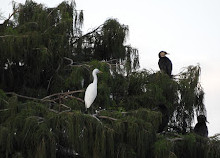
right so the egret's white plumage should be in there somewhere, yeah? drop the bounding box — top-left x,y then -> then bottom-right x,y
84,69 -> 101,110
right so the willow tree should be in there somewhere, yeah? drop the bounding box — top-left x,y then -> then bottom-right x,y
74,18 -> 139,75
0,0 -> 83,97
0,0 -> 220,158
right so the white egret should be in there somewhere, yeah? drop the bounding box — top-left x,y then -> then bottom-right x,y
84,68 -> 102,113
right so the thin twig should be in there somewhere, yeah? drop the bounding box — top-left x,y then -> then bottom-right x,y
47,76 -> 53,92
5,92 -> 41,101
209,133 -> 220,139
0,35 -> 29,38
91,114 -> 102,124
5,90 -> 84,104
97,115 -> 117,121
65,94 -> 84,103
49,108 -> 59,113
42,90 -> 84,100
167,137 -> 183,142
0,109 -> 9,112
72,24 -> 103,44
64,57 -> 74,65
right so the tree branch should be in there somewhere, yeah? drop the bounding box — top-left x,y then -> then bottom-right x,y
0,109 -> 9,112
72,24 -> 103,44
1,8 -> 19,26
5,92 -> 41,101
42,90 -> 84,100
5,90 -> 85,104
0,35 -> 29,38
97,115 -> 118,121
65,94 -> 84,103
167,137 -> 183,142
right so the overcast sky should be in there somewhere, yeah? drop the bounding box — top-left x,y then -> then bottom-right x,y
1,0 -> 220,136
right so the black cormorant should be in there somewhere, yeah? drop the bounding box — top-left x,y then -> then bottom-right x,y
158,51 -> 172,77
194,115 -> 208,137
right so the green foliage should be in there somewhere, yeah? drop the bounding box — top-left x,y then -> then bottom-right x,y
96,18 -> 128,60
154,136 -> 173,158
1,90 -> 219,158
0,92 -> 159,158
170,65 -> 205,134
80,18 -> 139,73
154,133 -> 220,158
0,0 -> 220,157
208,134 -> 220,158
0,0 -> 82,96
173,134 -> 209,158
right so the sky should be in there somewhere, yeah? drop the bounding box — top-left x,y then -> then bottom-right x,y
1,0 -> 220,136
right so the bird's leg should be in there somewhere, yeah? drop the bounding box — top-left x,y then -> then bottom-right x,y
86,107 -> 92,115
91,105 -> 94,114
84,108 -> 88,114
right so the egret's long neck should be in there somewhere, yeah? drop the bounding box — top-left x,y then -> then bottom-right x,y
92,72 -> 98,84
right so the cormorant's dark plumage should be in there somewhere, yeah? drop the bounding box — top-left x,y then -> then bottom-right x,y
158,51 -> 172,77
194,115 -> 208,137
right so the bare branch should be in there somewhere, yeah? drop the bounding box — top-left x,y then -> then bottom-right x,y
5,90 -> 85,104
209,133 -> 220,140
42,89 -> 84,100
49,108 -> 59,113
90,114 -> 102,123
58,104 -> 72,114
64,57 -> 74,65
0,35 -> 29,38
7,8 -> 19,21
47,76 -> 53,92
5,92 -> 41,101
65,94 -> 84,103
63,57 -> 91,71
1,8 -> 19,25
72,24 -> 103,44
97,115 -> 117,121
167,137 -> 183,142
0,109 -> 9,112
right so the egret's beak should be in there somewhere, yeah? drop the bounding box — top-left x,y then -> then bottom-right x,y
99,71 -> 103,74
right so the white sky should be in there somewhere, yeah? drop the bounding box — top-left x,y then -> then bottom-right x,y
1,0 -> 220,136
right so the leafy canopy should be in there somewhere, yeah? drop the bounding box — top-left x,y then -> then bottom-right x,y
0,0 -> 219,158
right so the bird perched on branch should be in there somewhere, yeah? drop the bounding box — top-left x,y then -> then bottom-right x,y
158,51 -> 172,78
194,115 -> 208,137
84,68 -> 102,113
